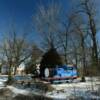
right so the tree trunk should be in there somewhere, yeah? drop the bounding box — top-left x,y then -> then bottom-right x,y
88,14 -> 98,70
64,31 -> 68,64
64,50 -> 67,64
14,66 -> 17,75
81,36 -> 86,81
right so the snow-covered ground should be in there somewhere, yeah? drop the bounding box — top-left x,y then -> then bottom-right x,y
0,75 -> 8,87
0,76 -> 100,100
46,82 -> 100,99
46,77 -> 100,100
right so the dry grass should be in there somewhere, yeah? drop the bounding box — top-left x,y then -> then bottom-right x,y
33,82 -> 54,92
13,94 -> 53,100
0,88 -> 13,96
0,88 -> 13,100
68,95 -> 84,100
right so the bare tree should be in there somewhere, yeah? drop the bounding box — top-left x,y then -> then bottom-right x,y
1,30 -> 32,75
57,14 -> 73,64
77,0 -> 99,70
33,1 -> 80,65
33,0 -> 99,75
70,13 -> 89,80
33,2 -> 62,50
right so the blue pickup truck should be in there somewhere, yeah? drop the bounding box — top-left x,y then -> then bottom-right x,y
43,65 -> 78,83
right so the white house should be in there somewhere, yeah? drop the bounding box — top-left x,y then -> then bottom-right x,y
16,62 -> 25,75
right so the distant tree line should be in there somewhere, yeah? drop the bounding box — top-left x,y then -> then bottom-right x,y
0,0 -> 99,81
33,0 -> 100,78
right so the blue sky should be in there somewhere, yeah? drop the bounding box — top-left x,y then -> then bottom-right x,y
0,0 -> 70,44
0,0 -> 99,46
0,0 -> 36,34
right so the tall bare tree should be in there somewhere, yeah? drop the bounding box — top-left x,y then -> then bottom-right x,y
33,2 -> 62,50
70,13 -> 89,80
57,15 -> 73,64
77,0 -> 99,70
1,30 -> 32,75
